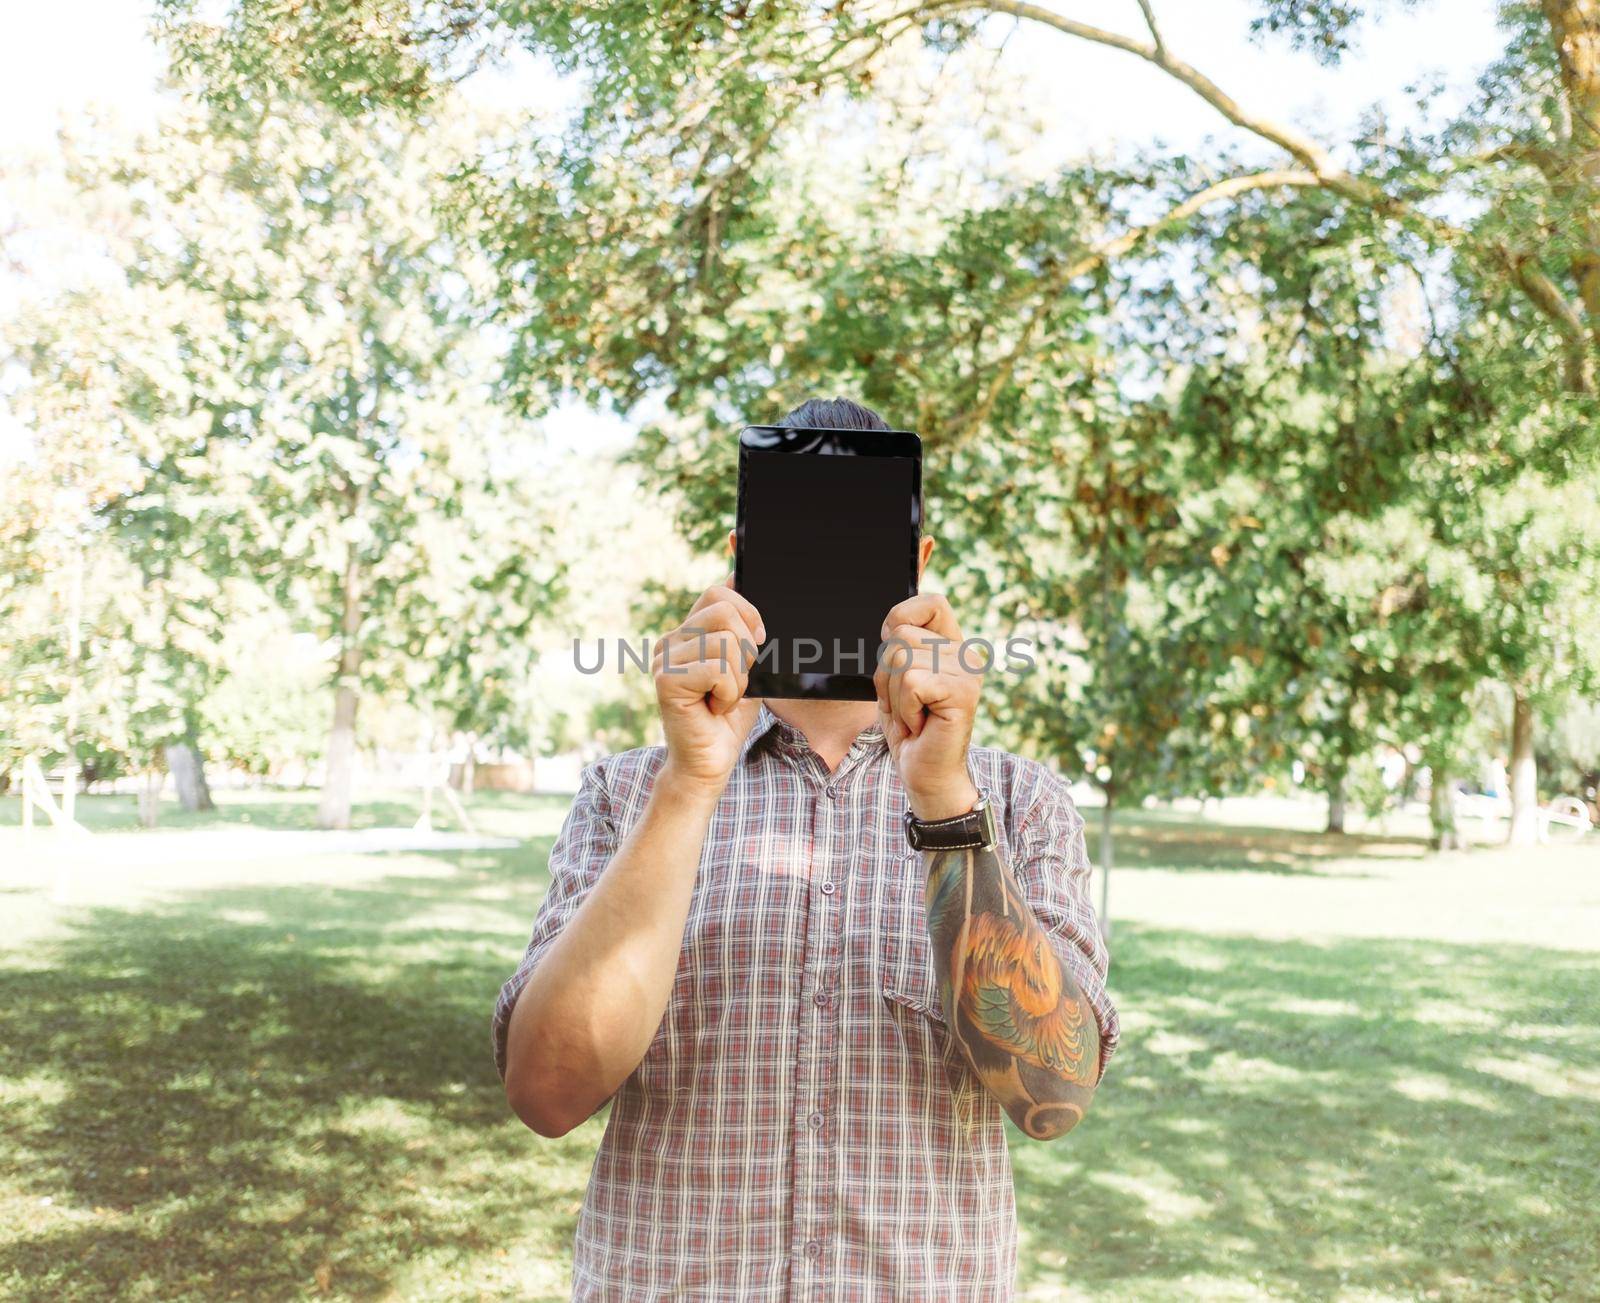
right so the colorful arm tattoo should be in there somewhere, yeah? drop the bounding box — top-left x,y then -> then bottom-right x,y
924,844 -> 1100,1139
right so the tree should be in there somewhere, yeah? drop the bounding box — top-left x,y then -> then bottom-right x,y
1540,697 -> 1600,810
156,2 -> 1600,387
197,604 -> 328,783
2,255 -> 228,814
159,1 -> 1600,846
48,97 -> 564,828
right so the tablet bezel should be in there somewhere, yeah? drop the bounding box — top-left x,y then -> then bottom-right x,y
734,423 -> 924,701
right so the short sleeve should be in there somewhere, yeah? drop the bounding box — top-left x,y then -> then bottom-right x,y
1008,765 -> 1120,1084
491,761 -> 619,1082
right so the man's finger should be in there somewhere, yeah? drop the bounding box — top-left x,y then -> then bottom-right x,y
658,657 -> 721,694
706,661 -> 744,714
658,629 -> 753,677
888,626 -> 958,671
676,603 -> 758,653
878,635 -> 915,676
885,656 -> 923,738
896,668 -> 932,737
659,656 -> 744,712
691,583 -> 766,642
881,592 -> 960,643
876,692 -> 907,748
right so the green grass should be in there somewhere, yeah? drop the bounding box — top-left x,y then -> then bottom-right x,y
0,787 -> 549,837
2,792 -> 1597,1300
1014,929 -> 1599,1300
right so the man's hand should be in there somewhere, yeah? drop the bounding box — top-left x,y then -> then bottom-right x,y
874,593 -> 982,820
653,578 -> 764,800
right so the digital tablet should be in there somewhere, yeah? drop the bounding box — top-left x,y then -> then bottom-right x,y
734,423 -> 923,700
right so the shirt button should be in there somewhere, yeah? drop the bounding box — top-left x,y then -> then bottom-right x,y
808,1111 -> 824,1130
825,786 -> 839,800
820,879 -> 836,895
812,989 -> 829,1007
804,1239 -> 822,1259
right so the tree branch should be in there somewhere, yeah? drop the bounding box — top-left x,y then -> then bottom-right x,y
1472,139 -> 1575,184
976,1 -> 1340,177
1134,0 -> 1166,59
941,168 -> 1322,446
963,0 -> 1595,390
1503,244 -> 1592,387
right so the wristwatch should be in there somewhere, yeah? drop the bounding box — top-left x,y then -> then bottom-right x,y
904,790 -> 998,852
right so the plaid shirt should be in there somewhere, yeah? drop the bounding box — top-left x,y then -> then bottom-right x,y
493,704 -> 1118,1301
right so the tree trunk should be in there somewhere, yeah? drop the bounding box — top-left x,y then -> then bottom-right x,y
416,710 -> 438,832
138,767 -> 162,829
1326,773 -> 1348,835
317,680 -> 360,829
1097,791 -> 1114,940
60,536 -> 85,833
1541,0 -> 1600,388
456,736 -> 477,795
316,534 -> 365,831
1507,691 -> 1539,847
1429,759 -> 1462,852
1543,0 -> 1600,303
164,742 -> 214,812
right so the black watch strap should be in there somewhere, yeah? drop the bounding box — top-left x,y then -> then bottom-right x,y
904,792 -> 997,852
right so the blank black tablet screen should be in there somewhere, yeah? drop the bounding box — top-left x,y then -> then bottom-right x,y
740,449 -> 916,689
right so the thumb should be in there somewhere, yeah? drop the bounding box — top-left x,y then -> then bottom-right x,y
876,694 -> 908,749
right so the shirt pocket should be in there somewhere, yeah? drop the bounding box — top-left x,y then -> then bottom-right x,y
874,860 -> 992,1117
873,855 -> 945,1021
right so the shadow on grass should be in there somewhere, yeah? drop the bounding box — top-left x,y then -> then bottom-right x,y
0,839 -> 596,1302
1014,924 -> 1600,1299
1107,812 -> 1435,876
4,841 -> 1597,1301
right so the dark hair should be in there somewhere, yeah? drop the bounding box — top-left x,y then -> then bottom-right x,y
778,396 -> 891,431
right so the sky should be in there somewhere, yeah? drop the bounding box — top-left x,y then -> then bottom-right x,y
0,0 -> 1511,449
0,0 -> 1508,151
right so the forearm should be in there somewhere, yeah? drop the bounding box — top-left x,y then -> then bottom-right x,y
923,843 -> 1100,1140
504,765 -> 719,1136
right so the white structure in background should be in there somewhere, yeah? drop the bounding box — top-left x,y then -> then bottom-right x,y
408,723 -> 478,834
14,756 -> 88,837
1453,788 -> 1592,843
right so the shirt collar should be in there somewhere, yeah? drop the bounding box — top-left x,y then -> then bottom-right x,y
739,702 -> 787,761
739,702 -> 887,764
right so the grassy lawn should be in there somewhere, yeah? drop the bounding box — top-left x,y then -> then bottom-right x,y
2,791 -> 1597,1300
0,786 -> 547,837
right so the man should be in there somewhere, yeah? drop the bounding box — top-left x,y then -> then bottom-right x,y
494,397 -> 1118,1300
